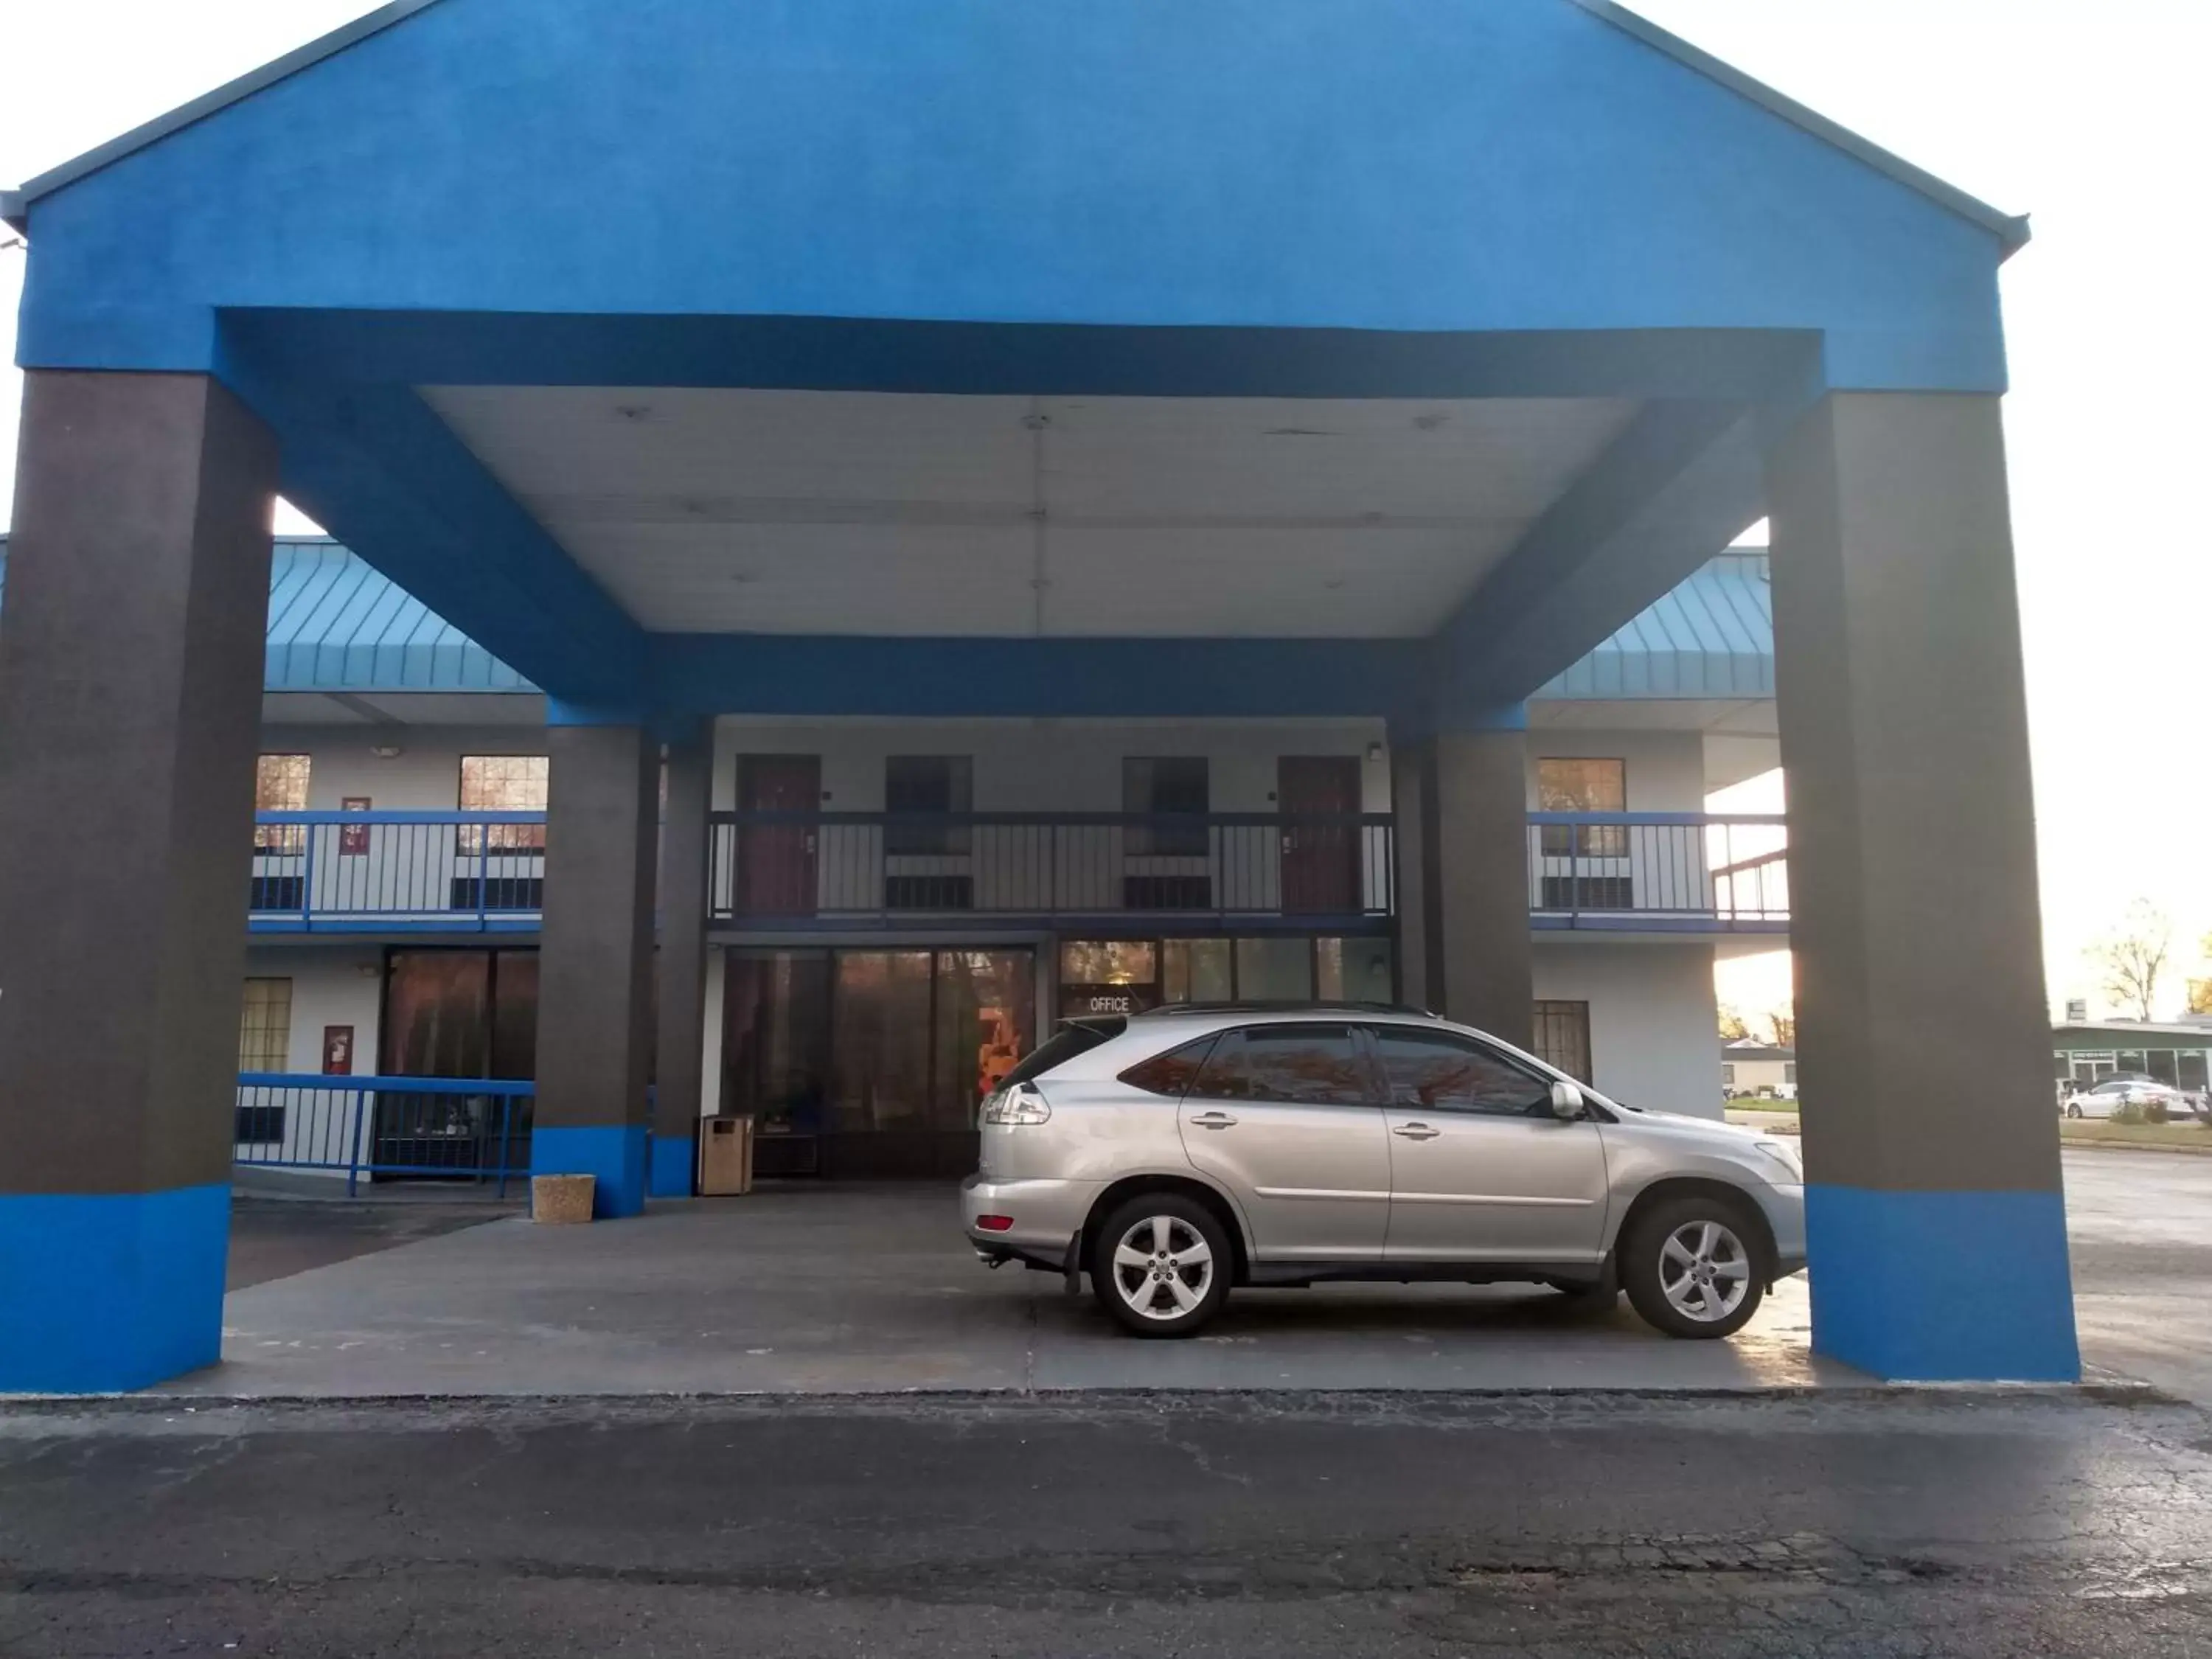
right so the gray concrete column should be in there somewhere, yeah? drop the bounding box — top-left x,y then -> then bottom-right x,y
1390,719 -> 1534,1045
1769,391 -> 2076,1381
650,723 -> 714,1197
533,722 -> 658,1217
1387,737 -> 1437,1012
0,371 -> 276,1391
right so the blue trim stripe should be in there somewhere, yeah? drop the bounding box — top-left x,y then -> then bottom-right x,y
1806,1186 -> 2079,1382
0,1185 -> 230,1394
532,1124 -> 649,1220
648,1136 -> 696,1200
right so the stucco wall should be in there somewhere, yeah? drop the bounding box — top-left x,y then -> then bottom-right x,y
1534,941 -> 1721,1119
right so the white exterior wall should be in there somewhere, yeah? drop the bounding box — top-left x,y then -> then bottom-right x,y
710,717 -> 1391,813
260,726 -> 550,810
710,717 -> 1394,918
237,945 -> 390,1179
1534,942 -> 1722,1120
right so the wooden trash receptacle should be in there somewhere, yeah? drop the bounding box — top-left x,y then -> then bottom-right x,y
532,1172 -> 596,1225
699,1116 -> 756,1196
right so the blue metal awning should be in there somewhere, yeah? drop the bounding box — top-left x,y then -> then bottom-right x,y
0,536 -> 1766,704
0,535 -> 533,695
1539,552 -> 1773,700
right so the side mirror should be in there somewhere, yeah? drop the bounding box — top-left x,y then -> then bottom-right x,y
1550,1079 -> 1586,1121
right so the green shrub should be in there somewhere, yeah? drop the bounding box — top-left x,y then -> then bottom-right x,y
2113,1101 -> 2149,1126
2146,1100 -> 2171,1125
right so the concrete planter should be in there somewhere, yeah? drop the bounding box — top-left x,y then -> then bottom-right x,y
532,1174 -> 596,1225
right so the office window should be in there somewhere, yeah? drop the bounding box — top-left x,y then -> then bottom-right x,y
1531,999 -> 1593,1084
1373,1028 -> 1553,1118
1125,757 -> 1210,856
237,978 -> 293,1074
459,754 -> 549,853
1537,757 -> 1626,858
884,756 -> 973,855
254,754 -> 310,855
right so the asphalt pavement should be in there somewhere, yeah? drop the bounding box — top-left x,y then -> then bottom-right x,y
2,1390 -> 2208,1657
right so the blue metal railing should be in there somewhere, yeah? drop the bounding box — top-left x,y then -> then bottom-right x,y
234,1072 -> 536,1194
1526,813 -> 1790,932
250,810 -> 546,933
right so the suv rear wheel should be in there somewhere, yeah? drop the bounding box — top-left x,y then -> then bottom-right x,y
1091,1193 -> 1232,1338
1620,1194 -> 1767,1340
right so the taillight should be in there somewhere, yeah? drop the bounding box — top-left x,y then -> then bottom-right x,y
981,1082 -> 1052,1126
975,1214 -> 1015,1232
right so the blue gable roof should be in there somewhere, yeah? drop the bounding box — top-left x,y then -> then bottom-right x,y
0,535 -> 1764,703
1540,552 -> 1773,700
0,535 -> 532,695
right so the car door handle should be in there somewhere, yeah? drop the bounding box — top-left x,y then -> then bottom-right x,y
1189,1111 -> 1239,1130
1391,1122 -> 1441,1141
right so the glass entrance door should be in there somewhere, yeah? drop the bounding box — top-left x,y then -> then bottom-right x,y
721,947 -> 1035,1179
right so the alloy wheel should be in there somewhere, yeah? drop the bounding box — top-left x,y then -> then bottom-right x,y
1658,1219 -> 1751,1324
1110,1214 -> 1216,1322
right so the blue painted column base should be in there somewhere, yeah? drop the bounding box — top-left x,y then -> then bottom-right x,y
1806,1186 -> 2079,1382
532,1125 -> 649,1219
649,1135 -> 696,1199
0,1185 -> 231,1393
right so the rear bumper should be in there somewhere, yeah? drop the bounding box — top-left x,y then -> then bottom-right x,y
961,1174 -> 1100,1270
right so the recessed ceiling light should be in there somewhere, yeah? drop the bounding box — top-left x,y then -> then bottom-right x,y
728,571 -> 759,585
614,403 -> 653,422
1323,577 -> 1348,591
1413,411 -> 1449,431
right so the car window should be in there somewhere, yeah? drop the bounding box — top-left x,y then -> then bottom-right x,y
1371,1027 -> 1554,1118
1119,1034 -> 1220,1099
1187,1025 -> 1369,1107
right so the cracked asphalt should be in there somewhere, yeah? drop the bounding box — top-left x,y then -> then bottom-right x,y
3,1391 -> 2210,1656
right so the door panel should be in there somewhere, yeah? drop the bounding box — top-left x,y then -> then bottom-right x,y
737,755 -> 820,917
1368,1026 -> 1610,1263
1176,1025 -> 1388,1259
1279,756 -> 1360,915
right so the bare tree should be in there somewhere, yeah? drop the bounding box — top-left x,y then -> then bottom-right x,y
2089,900 -> 2171,1022
1763,1009 -> 1796,1048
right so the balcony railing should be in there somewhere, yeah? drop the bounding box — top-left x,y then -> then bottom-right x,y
1528,813 -> 1790,933
245,809 -> 1789,934
709,811 -> 1397,928
234,1072 -> 536,1194
250,811 -> 546,933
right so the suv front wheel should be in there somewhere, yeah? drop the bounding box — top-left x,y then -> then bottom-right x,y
1091,1193 -> 1232,1338
1620,1194 -> 1767,1340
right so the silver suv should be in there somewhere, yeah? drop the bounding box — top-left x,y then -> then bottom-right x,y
962,1004 -> 1806,1340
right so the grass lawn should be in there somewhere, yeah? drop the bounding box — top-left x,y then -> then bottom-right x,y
2058,1119 -> 2212,1153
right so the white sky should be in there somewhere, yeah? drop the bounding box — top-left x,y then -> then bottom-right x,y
3,1 -> 2208,1022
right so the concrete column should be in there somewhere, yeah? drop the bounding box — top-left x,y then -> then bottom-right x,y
1769,392 -> 2076,1382
1390,715 -> 1534,1045
534,722 -> 658,1217
650,723 -> 713,1197
0,372 -> 276,1391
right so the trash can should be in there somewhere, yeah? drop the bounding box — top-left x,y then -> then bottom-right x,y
532,1173 -> 596,1225
699,1115 -> 756,1196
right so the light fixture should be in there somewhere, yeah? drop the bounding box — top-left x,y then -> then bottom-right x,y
1366,740 -> 1385,763
370,742 -> 404,759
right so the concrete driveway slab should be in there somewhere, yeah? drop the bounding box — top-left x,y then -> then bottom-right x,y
170,1185 -> 1848,1397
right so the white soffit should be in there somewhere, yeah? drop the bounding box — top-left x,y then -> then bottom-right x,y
423,386 -> 1639,638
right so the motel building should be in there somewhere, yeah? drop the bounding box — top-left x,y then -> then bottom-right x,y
0,0 -> 2075,1391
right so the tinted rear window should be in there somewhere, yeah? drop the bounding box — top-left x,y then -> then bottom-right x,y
1119,1034 -> 1220,1099
1000,1018 -> 1123,1088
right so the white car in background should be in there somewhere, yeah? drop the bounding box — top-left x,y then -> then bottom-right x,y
2062,1077 -> 2200,1121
